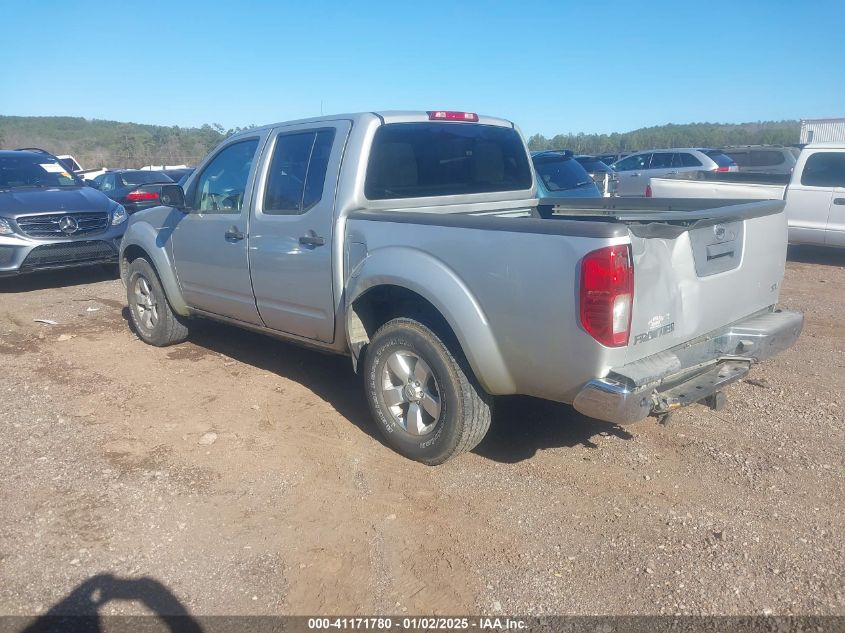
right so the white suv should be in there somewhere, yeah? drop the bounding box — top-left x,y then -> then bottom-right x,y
612,148 -> 737,196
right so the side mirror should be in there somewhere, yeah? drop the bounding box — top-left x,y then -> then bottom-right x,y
87,180 -> 99,189
160,184 -> 188,209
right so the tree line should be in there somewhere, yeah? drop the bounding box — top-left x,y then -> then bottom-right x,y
527,120 -> 801,154
0,116 -> 802,169
0,116 -> 256,169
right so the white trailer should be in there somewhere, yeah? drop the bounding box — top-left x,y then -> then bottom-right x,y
800,118 -> 845,144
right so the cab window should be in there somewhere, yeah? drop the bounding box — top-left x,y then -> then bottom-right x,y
263,129 -> 335,215
801,152 -> 845,188
191,139 -> 259,213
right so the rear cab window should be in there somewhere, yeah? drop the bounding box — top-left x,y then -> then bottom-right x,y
365,122 -> 532,199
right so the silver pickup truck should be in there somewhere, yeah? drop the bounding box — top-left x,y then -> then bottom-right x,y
119,111 -> 803,464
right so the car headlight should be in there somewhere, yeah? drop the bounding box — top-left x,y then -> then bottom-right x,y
0,217 -> 13,236
111,204 -> 127,225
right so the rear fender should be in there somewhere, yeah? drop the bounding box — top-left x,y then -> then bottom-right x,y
345,247 -> 516,395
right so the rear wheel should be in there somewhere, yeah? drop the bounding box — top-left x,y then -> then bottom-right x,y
363,318 -> 492,465
126,258 -> 189,346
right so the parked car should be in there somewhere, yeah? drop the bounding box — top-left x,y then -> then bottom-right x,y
119,110 -> 802,464
574,155 -> 618,196
130,169 -> 196,205
720,146 -> 799,175
597,152 -> 630,166
92,170 -> 175,214
647,143 -> 845,247
162,168 -> 194,184
613,148 -> 737,196
532,150 -> 602,199
0,149 -> 127,276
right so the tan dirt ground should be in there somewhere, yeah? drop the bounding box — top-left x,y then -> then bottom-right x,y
0,245 -> 843,617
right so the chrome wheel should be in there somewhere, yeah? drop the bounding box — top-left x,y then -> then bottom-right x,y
381,350 -> 441,436
133,275 -> 159,331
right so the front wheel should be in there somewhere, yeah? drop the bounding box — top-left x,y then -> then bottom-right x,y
363,318 -> 492,465
126,257 -> 189,347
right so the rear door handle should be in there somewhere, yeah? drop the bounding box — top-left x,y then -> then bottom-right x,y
299,231 -> 325,247
225,226 -> 245,241
834,198 -> 845,205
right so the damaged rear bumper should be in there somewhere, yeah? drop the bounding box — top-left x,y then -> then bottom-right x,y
572,308 -> 803,425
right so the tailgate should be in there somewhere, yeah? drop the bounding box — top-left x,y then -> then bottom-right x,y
621,199 -> 788,364
541,197 -> 788,366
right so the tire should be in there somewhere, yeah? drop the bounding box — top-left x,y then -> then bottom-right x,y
363,318 -> 492,465
126,257 -> 189,347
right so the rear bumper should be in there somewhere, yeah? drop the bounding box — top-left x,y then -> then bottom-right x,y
572,308 -> 803,425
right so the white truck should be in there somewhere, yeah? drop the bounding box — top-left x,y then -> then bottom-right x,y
648,143 -> 845,248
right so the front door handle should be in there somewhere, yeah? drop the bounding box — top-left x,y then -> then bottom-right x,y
630,173 -> 641,177
834,198 -> 845,205
299,231 -> 325,247
225,226 -> 245,241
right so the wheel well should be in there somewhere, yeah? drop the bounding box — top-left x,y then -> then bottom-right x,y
348,285 -> 458,370
120,244 -> 150,284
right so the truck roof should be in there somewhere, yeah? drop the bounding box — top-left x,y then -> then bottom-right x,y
227,111 -> 515,140
804,142 -> 845,150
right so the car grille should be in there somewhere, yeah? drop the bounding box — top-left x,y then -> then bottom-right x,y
15,212 -> 110,238
21,241 -> 117,269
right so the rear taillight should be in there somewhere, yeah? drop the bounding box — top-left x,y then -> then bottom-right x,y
580,245 -> 634,347
427,110 -> 479,122
125,190 -> 159,202
645,184 -> 652,197
715,166 -> 730,172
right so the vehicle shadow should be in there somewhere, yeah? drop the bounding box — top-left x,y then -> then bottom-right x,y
19,573 -> 203,633
0,265 -> 119,293
787,244 -> 845,266
474,396 -> 634,463
166,317 -> 385,446
122,313 -> 634,463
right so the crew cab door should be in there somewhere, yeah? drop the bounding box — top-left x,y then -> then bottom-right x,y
248,120 -> 350,342
171,135 -> 265,324
785,149 -> 841,245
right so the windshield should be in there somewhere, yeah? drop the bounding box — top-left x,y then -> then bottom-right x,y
0,154 -> 82,190
365,122 -> 532,199
118,171 -> 174,187
533,155 -> 595,191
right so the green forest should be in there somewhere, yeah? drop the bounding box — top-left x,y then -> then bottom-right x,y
527,120 -> 801,154
0,115 -> 802,169
0,116 -> 253,169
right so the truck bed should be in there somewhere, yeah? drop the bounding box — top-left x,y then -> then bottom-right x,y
345,196 -> 788,404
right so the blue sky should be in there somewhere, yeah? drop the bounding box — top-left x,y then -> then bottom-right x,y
3,0 -> 843,137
